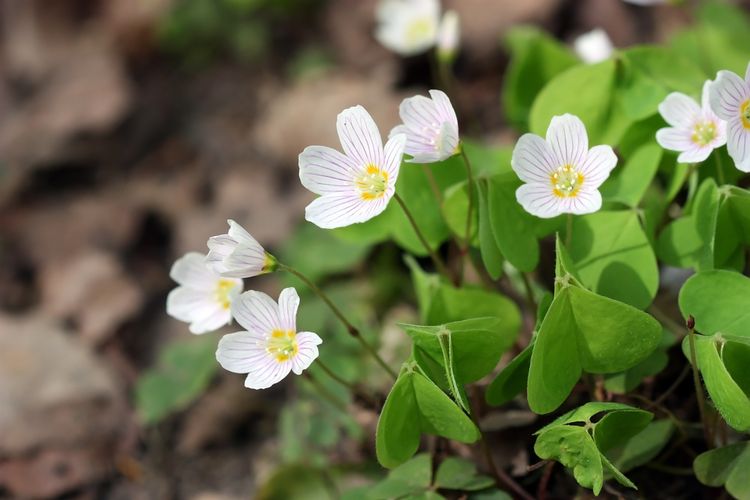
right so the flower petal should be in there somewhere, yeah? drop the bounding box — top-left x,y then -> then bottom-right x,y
170,252 -> 216,288
189,307 -> 232,335
579,145 -> 617,188
231,290 -> 280,334
305,193 -> 389,229
278,287 -> 300,332
166,287 -> 214,323
299,145 -> 359,195
512,133 -> 558,184
656,127 -> 693,154
382,132 -> 405,179
564,188 -> 602,215
709,70 -> 750,121
546,114 -> 589,168
337,106 -> 383,168
428,89 -> 459,130
227,219 -> 261,247
677,145 -> 712,164
658,92 -> 701,128
245,359 -> 293,390
216,330 -> 269,374
727,119 -> 750,172
515,183 -> 561,219
291,331 -> 322,375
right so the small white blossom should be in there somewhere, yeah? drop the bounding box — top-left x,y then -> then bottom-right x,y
299,105 -> 406,229
216,288 -> 322,390
656,81 -> 727,164
709,62 -> 750,171
375,0 -> 441,56
437,10 -> 460,62
206,219 -> 276,278
166,252 -> 243,334
391,89 -> 459,163
573,29 -> 614,64
512,114 -> 617,218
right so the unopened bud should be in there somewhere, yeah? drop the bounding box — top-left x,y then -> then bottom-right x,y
687,315 -> 695,330
437,10 -> 459,63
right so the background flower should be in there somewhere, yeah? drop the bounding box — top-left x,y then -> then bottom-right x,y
512,114 -> 617,218
375,0 -> 441,56
216,288 -> 322,389
391,89 -> 459,163
573,29 -> 614,64
166,252 -> 243,334
206,219 -> 276,278
709,63 -> 750,171
656,81 -> 727,164
299,105 -> 406,228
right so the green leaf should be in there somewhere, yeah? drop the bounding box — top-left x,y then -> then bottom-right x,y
468,489 -> 512,500
486,343 -> 533,406
376,364 -> 480,468
694,441 -> 750,500
502,26 -> 578,130
606,420 -> 674,474
370,453 -> 433,499
135,335 -> 218,424
442,181 -> 475,242
530,59 -> 630,146
434,457 -> 495,491
604,328 -> 673,394
657,176 -> 719,271
534,403 -> 652,494
528,285 -> 662,414
678,270 -> 750,338
568,210 -> 659,309
476,179 -> 504,279
486,173 -> 540,272
600,142 -> 662,208
256,464 -> 333,500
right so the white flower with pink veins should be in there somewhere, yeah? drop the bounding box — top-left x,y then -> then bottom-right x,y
391,89 -> 460,163
216,288 -> 322,390
709,62 -> 750,172
512,114 -> 618,218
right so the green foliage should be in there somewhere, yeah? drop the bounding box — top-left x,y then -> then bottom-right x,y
694,441 -> 750,500
135,335 -> 218,424
376,362 -> 480,468
600,142 -> 662,208
502,26 -> 578,130
534,403 -> 653,494
606,420 -> 674,474
257,464 -> 334,500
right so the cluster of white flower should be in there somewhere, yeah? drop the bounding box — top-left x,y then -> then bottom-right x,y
655,63 -> 750,172
375,0 -> 459,60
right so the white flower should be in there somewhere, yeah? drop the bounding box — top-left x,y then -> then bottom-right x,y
299,105 -> 406,229
390,89 -> 459,163
216,288 -> 322,390
512,114 -> 617,218
166,252 -> 243,334
375,0 -> 441,56
573,29 -> 614,64
656,81 -> 727,164
709,63 -> 750,171
437,10 -> 459,61
206,219 -> 276,278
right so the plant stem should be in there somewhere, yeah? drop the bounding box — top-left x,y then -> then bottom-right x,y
279,263 -> 397,380
421,164 -> 443,205
460,146 -> 476,253
687,315 -> 713,448
393,192 -> 456,285
520,272 -> 538,313
303,372 -> 347,412
565,213 -> 573,248
714,153 -> 726,186
316,358 -> 380,408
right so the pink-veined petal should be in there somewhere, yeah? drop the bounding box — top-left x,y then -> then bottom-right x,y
166,287 -> 215,323
656,127 -> 694,155
546,114 -> 589,168
515,183 -> 562,219
299,145 -> 359,196
305,193 -> 389,229
278,287 -> 300,332
579,145 -> 617,189
227,219 -> 261,248
428,89 -> 459,131
231,290 -> 280,335
291,331 -> 322,375
677,145 -> 712,164
169,252 -> 216,288
382,132 -> 405,179
709,70 -> 750,121
244,359 -> 293,390
216,330 -> 269,374
512,133 -> 558,184
727,120 -> 750,172
563,188 -> 602,215
659,92 -> 701,128
337,106 -> 383,168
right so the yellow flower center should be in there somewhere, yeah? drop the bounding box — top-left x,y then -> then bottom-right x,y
692,120 -> 717,146
215,279 -> 238,310
356,164 -> 389,200
267,329 -> 298,362
405,17 -> 434,44
551,165 -> 584,198
741,99 -> 750,130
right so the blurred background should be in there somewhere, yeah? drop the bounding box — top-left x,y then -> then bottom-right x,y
0,0 -> 745,498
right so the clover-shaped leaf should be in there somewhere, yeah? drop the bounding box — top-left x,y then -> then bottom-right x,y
434,457 -> 495,491
694,441 -> 750,500
534,403 -> 653,495
476,179 -> 504,279
600,142 -> 662,209
376,362 -> 480,468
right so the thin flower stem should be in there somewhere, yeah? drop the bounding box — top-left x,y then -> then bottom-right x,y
687,316 -> 713,448
316,358 -> 380,408
278,263 -> 397,380
460,145 -> 476,254
393,192 -> 457,285
565,213 -> 573,248
421,164 -> 443,205
520,272 -> 538,313
303,371 -> 347,412
714,153 -> 726,186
